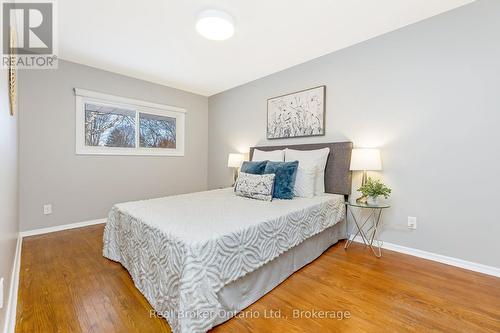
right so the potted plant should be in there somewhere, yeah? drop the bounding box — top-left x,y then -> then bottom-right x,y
358,177 -> 392,205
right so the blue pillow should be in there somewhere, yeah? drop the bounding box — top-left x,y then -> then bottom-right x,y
241,160 -> 268,174
263,161 -> 299,199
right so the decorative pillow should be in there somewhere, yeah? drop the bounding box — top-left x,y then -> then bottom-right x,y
263,161 -> 299,199
235,172 -> 275,201
252,149 -> 284,162
285,148 -> 330,195
240,160 -> 268,174
293,167 -> 316,198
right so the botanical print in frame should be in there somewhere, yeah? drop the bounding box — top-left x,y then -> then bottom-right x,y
267,85 -> 325,139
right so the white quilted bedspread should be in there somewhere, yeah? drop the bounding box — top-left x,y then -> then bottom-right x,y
103,188 -> 345,333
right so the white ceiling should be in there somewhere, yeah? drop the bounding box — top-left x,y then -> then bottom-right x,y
59,0 -> 474,96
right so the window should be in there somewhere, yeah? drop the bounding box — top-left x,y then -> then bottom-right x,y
139,113 -> 176,148
85,103 -> 136,148
75,89 -> 185,156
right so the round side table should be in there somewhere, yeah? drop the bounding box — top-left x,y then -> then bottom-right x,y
344,201 -> 390,257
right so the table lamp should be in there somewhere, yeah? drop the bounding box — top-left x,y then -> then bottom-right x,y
227,153 -> 244,185
350,148 -> 382,203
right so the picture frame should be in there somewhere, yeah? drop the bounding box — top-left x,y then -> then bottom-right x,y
267,85 -> 325,139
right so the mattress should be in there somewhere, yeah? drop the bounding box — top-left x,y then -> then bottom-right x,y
103,188 -> 345,333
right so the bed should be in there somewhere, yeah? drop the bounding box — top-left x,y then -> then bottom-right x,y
103,142 -> 352,333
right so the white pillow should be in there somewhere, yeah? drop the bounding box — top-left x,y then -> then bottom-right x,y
252,149 -> 284,162
293,167 -> 316,198
285,148 -> 330,195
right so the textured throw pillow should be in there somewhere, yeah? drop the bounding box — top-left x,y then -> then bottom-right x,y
285,148 -> 330,195
252,149 -> 284,162
263,161 -> 299,199
240,160 -> 268,174
235,172 -> 275,201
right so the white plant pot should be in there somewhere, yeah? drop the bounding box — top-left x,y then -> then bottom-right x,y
367,196 -> 379,205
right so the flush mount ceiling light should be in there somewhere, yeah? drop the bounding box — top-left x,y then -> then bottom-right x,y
196,9 -> 234,41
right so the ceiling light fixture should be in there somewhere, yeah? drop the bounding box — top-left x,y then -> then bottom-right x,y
196,9 -> 234,41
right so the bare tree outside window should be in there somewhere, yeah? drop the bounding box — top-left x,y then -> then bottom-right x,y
76,89 -> 185,156
139,113 -> 176,148
84,103 -> 136,148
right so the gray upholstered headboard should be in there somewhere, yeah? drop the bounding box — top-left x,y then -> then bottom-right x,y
249,141 -> 353,196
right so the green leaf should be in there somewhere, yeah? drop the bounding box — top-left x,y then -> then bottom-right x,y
357,177 -> 392,198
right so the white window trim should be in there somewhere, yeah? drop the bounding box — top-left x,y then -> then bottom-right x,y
74,88 -> 186,156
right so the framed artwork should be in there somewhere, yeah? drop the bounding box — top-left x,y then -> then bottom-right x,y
267,85 -> 325,139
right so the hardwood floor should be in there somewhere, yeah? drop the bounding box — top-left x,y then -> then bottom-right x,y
16,224 -> 500,333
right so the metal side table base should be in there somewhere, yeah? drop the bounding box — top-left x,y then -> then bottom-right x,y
344,201 -> 390,258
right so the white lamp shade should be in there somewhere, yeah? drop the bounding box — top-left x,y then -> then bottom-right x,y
350,148 -> 382,171
227,153 -> 244,168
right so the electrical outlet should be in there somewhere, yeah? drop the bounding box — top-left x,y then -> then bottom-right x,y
0,277 -> 4,309
408,216 -> 417,230
43,204 -> 52,215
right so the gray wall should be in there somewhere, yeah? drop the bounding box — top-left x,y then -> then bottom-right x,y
19,60 -> 208,231
208,0 -> 500,268
0,69 -> 18,330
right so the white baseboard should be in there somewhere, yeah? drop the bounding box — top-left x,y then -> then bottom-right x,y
20,218 -> 107,238
3,234 -> 22,333
350,235 -> 500,278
